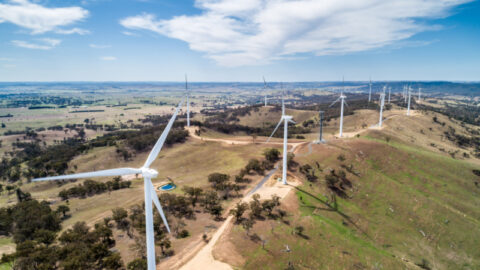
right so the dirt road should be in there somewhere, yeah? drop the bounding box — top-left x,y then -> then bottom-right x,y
170,127 -> 304,270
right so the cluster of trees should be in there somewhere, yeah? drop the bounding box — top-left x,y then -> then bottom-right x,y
3,95 -> 86,108
0,122 -> 189,182
58,177 -> 132,200
299,164 -> 319,182
106,204 -> 173,262
1,196 -> 122,270
229,194 -> 282,235
195,105 -> 311,137
125,126 -> 188,152
443,126 -> 480,158
420,102 -> 480,126
325,169 -> 352,198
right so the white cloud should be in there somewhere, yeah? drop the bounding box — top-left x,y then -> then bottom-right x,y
90,44 -> 111,49
56,28 -> 90,35
12,38 -> 61,50
100,56 -> 117,61
122,31 -> 139,36
120,0 -> 471,66
0,0 -> 89,34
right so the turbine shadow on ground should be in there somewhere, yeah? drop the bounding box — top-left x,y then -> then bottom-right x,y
294,186 -> 371,240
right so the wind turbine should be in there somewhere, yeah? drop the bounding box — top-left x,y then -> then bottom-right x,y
317,110 -> 325,144
404,85 -> 408,103
418,87 -> 421,102
330,78 -> 348,137
263,76 -> 268,107
281,82 -> 285,116
378,87 -> 386,127
266,114 -> 295,185
368,77 -> 372,102
32,99 -> 186,270
388,87 -> 391,104
407,86 -> 412,116
185,75 -> 190,127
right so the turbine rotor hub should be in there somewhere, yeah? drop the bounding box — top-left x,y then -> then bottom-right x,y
141,168 -> 158,179
282,115 -> 293,121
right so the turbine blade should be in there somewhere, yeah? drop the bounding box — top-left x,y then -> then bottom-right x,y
266,118 -> 283,143
329,97 -> 341,107
33,168 -> 142,182
343,99 -> 349,107
148,180 -> 171,233
143,98 -> 185,168
263,76 -> 267,88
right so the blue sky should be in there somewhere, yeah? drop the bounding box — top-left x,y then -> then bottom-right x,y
0,0 -> 479,82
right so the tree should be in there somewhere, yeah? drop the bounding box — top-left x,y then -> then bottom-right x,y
242,218 -> 254,236
287,153 -> 296,169
127,258 -> 147,270
294,225 -> 304,236
77,128 -> 86,140
1,123 -> 5,128
102,253 -> 124,270
246,159 -> 264,175
229,202 -> 248,223
33,229 -> 57,246
112,207 -> 129,231
158,235 -> 171,256
203,191 -> 223,220
56,205 -> 70,218
208,173 -> 230,190
182,186 -> 203,207
210,204 -> 224,221
249,194 -> 262,218
264,148 -> 280,163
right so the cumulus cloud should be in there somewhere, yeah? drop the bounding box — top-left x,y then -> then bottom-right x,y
90,44 -> 111,49
0,0 -> 89,34
100,56 -> 117,61
12,38 -> 61,50
120,0 -> 471,66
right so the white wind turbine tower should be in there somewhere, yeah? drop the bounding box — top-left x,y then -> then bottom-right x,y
266,114 -> 295,185
404,85 -> 408,103
368,77 -> 372,102
330,78 -> 348,137
388,87 -> 391,104
378,86 -> 386,127
418,87 -> 421,102
185,75 -> 190,127
33,99 -> 186,270
281,82 -> 285,116
407,86 -> 412,116
263,76 -> 268,107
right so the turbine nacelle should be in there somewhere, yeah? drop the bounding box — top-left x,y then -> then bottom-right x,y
141,168 -> 158,179
282,115 -> 293,122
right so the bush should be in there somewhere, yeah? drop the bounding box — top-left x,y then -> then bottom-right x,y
246,159 -> 264,175
178,229 -> 190,238
263,148 -> 280,163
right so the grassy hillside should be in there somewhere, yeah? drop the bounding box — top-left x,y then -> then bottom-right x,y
235,106 -> 317,127
218,129 -> 480,269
